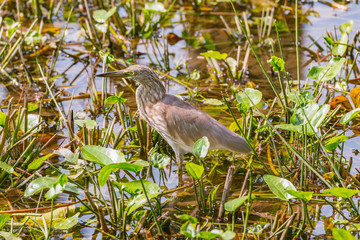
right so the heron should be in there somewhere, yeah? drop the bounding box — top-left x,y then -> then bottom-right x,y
97,65 -> 252,182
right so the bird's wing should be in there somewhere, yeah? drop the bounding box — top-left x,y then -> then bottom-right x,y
149,95 -> 251,154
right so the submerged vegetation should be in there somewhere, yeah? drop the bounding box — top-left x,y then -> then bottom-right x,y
0,0 -> 360,239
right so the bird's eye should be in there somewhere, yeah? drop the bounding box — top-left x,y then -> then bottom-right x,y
127,71 -> 135,76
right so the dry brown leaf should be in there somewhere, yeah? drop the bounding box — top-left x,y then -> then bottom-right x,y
350,86 -> 360,108
330,96 -> 353,111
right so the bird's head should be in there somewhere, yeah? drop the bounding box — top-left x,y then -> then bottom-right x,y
96,65 -> 159,86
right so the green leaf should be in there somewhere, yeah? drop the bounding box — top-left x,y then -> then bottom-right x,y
28,154 -> 52,170
236,88 -> 263,106
27,103 -> 39,112
310,104 -> 330,128
275,124 -> 301,132
105,96 -> 126,104
224,196 -> 249,212
180,221 -> 198,238
268,56 -> 285,72
324,36 -> 334,45
121,180 -> 159,195
150,153 -> 171,169
200,51 -> 227,60
144,2 -> 166,12
54,148 -> 78,164
0,214 -> 10,230
177,214 -> 198,224
307,57 -> 345,81
333,33 -> 348,56
210,229 -> 236,240
339,21 -> 353,34
20,114 -> 41,132
185,162 -> 204,180
24,177 -> 80,197
0,112 -> 6,126
93,7 -> 117,23
74,119 -> 97,130
203,98 -> 223,106
198,231 -> 219,239
332,228 -> 357,240
0,161 -> 14,174
82,145 -> 125,166
340,108 -> 360,125
45,174 -> 68,199
126,193 -> 159,215
54,213 -> 80,230
193,136 -> 210,158
99,163 -> 143,186
263,175 -> 296,201
286,190 -> 313,202
324,188 -> 360,198
325,135 -> 349,152
290,102 -> 319,126
0,231 -> 21,240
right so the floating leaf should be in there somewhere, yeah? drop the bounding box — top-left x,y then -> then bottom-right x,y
20,114 -> 41,132
121,180 -> 159,195
198,231 -> 220,239
54,213 -> 80,230
210,229 -> 236,240
150,153 -> 171,169
224,196 -> 249,212
325,135 -> 349,152
332,228 -> 357,240
324,188 -> 360,198
307,57 -> 345,81
99,163 -> 143,186
193,136 -> 210,158
268,56 -> 285,72
286,190 -> 313,202
200,51 -> 227,60
177,214 -> 198,224
82,145 -> 125,166
185,162 -> 204,180
263,175 -> 296,201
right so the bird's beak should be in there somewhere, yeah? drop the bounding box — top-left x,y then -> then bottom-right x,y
96,70 -> 135,78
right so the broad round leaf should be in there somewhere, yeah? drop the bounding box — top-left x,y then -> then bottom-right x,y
54,213 -> 80,230
340,108 -> 360,125
150,153 -> 171,169
224,196 -> 249,212
324,188 -> 360,199
98,163 -> 143,186
332,228 -> 357,240
24,177 -> 80,197
263,175 -> 296,201
185,162 -> 204,180
82,145 -> 125,166
193,136 -> 210,158
121,180 -> 159,195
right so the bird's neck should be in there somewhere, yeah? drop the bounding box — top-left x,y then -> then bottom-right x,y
136,80 -> 166,107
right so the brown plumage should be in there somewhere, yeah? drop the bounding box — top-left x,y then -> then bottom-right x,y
97,65 -> 251,179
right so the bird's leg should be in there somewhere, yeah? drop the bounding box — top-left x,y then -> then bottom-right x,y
176,152 -> 184,186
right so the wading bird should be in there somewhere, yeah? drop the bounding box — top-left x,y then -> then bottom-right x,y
97,65 -> 252,182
